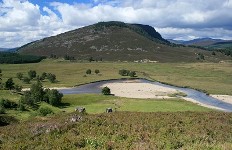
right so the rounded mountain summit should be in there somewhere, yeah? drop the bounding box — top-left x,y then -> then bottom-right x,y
18,21 -> 226,62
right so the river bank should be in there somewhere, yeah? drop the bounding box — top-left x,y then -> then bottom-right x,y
211,95 -> 232,105
100,81 -> 229,111
22,78 -> 232,112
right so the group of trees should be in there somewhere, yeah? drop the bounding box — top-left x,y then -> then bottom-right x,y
119,69 -> 136,77
0,52 -> 45,64
50,54 -> 58,59
1,77 -> 22,92
0,68 -> 58,92
86,69 -> 100,75
64,54 -> 75,61
50,54 -> 76,61
0,68 -> 62,115
1,81 -> 63,114
50,54 -> 104,62
196,53 -> 205,60
17,70 -> 57,84
217,49 -> 232,57
88,57 -> 103,62
21,81 -> 63,107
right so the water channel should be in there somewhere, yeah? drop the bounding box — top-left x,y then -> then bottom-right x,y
58,79 -> 232,112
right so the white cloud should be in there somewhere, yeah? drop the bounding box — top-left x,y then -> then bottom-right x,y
0,0 -> 74,48
157,27 -> 232,41
0,0 -> 232,48
0,0 -> 41,31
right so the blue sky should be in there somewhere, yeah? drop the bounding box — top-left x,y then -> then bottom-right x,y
0,0 -> 232,48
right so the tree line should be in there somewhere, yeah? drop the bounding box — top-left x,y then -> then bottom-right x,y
16,70 -> 56,84
0,52 -> 45,64
118,69 -> 136,77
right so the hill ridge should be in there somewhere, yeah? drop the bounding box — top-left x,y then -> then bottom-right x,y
18,21 -> 228,62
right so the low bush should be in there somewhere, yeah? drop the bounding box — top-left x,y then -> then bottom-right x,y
38,106 -> 53,116
86,69 -> 91,75
0,99 -> 18,109
119,69 -> 130,76
0,106 -> 5,114
95,69 -> 100,74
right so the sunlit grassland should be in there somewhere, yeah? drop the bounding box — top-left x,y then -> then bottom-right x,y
62,94 -> 211,114
0,91 -> 211,121
1,59 -> 232,94
1,60 -> 232,149
1,60 -> 231,120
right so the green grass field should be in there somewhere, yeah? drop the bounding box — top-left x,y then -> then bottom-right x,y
1,60 -> 232,149
0,92 -> 211,121
1,59 -> 232,120
1,59 -> 232,94
62,94 -> 211,113
1,59 -> 232,118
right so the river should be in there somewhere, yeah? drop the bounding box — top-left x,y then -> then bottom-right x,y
58,78 -> 232,112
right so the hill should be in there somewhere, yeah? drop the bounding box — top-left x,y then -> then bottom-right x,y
0,48 -> 10,51
170,38 -> 232,47
206,41 -> 232,50
0,47 -> 18,52
18,21 -> 228,62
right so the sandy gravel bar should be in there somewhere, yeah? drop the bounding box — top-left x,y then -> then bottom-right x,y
101,82 -> 179,99
101,82 -> 227,111
211,95 -> 232,105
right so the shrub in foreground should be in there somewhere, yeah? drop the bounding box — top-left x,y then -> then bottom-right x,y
0,99 -> 18,109
44,89 -> 63,106
0,106 -> 5,114
38,106 -> 53,116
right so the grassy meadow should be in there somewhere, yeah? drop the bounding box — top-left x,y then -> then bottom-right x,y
1,59 -> 232,119
1,59 -> 232,149
0,92 -> 210,121
1,59 -> 232,94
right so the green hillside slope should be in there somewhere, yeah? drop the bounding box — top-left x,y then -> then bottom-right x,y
18,21 -> 229,62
